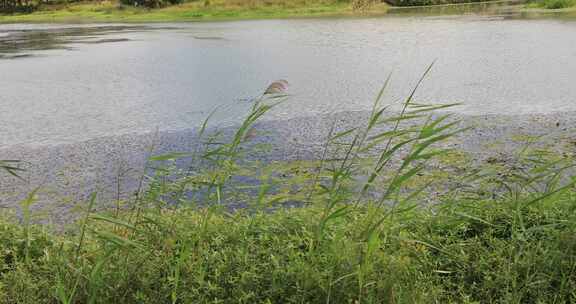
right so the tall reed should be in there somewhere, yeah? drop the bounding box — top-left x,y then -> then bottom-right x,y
1,74 -> 574,303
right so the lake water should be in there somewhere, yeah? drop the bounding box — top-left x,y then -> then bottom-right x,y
1,2 -> 576,147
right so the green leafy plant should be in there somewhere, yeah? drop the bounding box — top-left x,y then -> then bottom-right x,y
0,76 -> 574,303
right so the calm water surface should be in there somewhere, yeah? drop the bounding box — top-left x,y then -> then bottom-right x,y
1,2 -> 576,147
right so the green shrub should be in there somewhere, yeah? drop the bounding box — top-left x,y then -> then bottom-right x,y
543,0 -> 575,9
527,0 -> 576,9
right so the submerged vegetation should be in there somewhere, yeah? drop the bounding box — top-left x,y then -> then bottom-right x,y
1,72 -> 575,303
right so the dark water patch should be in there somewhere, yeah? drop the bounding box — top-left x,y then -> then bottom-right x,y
73,38 -> 132,44
0,25 -> 155,58
0,53 -> 33,59
192,36 -> 226,40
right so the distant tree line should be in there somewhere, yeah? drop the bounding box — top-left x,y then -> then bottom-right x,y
0,0 -> 84,13
0,0 -> 38,13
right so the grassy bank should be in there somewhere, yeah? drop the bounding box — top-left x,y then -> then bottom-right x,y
526,0 -> 576,9
2,0 -> 575,23
1,77 -> 575,303
2,193 -> 575,303
0,0 -> 390,23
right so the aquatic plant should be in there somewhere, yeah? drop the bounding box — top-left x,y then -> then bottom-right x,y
0,71 -> 575,303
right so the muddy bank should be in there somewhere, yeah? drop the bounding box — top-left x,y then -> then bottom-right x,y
1,110 -> 575,226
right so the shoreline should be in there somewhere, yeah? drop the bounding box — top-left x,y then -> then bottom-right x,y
1,110 -> 575,225
0,2 -> 388,24
1,0 -> 573,24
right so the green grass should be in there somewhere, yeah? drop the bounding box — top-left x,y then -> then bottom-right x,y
1,76 -> 576,303
4,0 -> 573,23
0,0 -> 390,23
526,0 -> 576,9
2,194 -> 575,303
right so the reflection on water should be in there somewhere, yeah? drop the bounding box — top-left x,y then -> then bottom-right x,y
1,4 -> 576,147
0,25 -> 151,59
